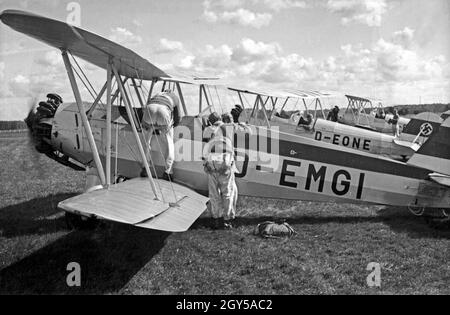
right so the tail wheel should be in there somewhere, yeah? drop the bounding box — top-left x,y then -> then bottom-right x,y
423,209 -> 450,230
65,212 -> 99,231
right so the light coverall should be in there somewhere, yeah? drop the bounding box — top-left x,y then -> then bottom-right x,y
142,91 -> 180,175
203,123 -> 238,221
391,113 -> 400,137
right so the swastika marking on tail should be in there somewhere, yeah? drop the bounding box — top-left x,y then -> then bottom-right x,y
420,123 -> 433,136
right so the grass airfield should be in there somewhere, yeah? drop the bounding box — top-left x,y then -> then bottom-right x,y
0,131 -> 449,294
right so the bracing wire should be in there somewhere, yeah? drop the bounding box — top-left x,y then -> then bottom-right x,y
71,65 -> 97,102
214,86 -> 225,115
127,81 -> 167,203
70,53 -> 98,98
241,92 -> 260,126
114,121 -> 119,184
205,85 -> 216,114
69,53 -> 105,110
292,98 -> 300,112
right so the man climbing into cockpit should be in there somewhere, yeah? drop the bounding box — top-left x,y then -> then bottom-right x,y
141,90 -> 181,181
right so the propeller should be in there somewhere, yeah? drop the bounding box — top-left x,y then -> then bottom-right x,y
24,96 -> 39,146
24,95 -> 55,153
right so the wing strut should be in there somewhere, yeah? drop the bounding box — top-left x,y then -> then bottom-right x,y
112,65 -> 161,200
105,59 -> 112,187
62,50 -> 107,186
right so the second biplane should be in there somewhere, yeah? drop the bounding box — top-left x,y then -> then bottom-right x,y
229,88 -> 439,161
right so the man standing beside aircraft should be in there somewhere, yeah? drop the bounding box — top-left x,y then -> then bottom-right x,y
142,90 -> 181,181
389,109 -> 400,137
203,112 -> 238,229
203,111 -> 253,229
327,106 -> 340,122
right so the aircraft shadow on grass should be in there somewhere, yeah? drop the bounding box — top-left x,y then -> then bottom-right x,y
0,223 -> 170,294
0,194 -> 170,294
0,193 -> 76,238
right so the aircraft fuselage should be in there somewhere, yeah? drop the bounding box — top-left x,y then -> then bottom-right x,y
42,104 -> 450,210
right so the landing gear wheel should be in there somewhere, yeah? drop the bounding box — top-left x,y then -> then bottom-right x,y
65,212 -> 99,230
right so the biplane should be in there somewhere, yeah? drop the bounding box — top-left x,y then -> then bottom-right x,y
2,10 -> 449,232
228,88 -> 433,161
339,94 -> 443,139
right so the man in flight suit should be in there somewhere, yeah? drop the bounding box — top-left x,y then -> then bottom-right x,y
141,90 -> 181,181
203,112 -> 252,229
203,112 -> 237,229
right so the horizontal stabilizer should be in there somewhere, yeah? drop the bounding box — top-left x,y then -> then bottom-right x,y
429,173 -> 450,187
393,139 -> 420,151
59,178 -> 208,232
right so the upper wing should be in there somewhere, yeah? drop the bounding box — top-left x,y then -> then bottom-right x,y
284,89 -> 336,99
229,86 -> 336,100
345,95 -> 371,102
0,9 -> 168,80
228,86 -> 297,99
428,173 -> 450,188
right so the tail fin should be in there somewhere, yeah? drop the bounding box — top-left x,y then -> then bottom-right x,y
408,117 -> 450,176
400,112 -> 442,143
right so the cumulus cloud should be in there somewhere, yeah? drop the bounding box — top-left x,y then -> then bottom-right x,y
232,38 -> 282,63
203,7 -> 272,28
336,30 -> 448,85
372,38 -> 446,82
392,27 -> 415,48
260,0 -> 308,11
9,74 -> 31,96
109,27 -> 142,46
0,62 -> 13,98
5,49 -> 99,101
199,44 -> 233,68
35,50 -> 64,69
8,71 -> 69,98
161,27 -> 449,104
178,55 -> 196,69
201,0 -> 308,28
326,0 -> 387,27
154,38 -> 185,54
0,62 -> 5,82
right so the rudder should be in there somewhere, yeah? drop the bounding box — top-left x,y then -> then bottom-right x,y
408,117 -> 450,176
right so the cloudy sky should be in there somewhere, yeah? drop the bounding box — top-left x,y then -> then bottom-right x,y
0,0 -> 449,120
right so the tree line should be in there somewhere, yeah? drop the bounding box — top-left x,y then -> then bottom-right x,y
0,121 -> 28,130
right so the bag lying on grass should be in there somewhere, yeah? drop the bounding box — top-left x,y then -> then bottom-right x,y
255,221 -> 296,239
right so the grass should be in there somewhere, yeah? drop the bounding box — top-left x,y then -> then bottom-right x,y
0,132 -> 449,294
